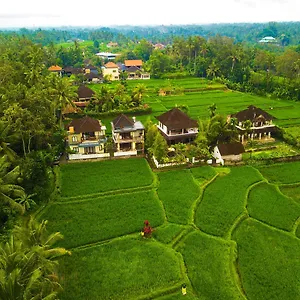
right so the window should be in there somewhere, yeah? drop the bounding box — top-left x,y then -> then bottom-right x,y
113,70 -> 116,73
72,136 -> 78,142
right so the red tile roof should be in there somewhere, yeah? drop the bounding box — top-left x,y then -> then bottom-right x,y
104,62 -> 118,68
124,60 -> 143,67
48,65 -> 62,71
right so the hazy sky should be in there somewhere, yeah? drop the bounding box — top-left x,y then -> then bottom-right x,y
0,0 -> 299,28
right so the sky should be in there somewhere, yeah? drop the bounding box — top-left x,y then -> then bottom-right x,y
0,0 -> 299,28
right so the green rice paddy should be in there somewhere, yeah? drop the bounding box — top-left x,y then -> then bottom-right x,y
39,157 -> 300,299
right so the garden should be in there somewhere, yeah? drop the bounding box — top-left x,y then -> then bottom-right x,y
38,158 -> 300,299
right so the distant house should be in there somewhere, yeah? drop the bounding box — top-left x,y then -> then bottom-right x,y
96,52 -> 120,60
124,60 -> 143,69
153,43 -> 165,50
111,114 -> 144,156
156,108 -> 198,144
77,85 -> 95,101
66,116 -> 107,160
84,72 -> 103,83
84,65 -> 99,75
48,65 -> 63,76
123,60 -> 150,80
213,142 -> 245,165
107,41 -> 118,48
102,62 -> 119,81
258,36 -> 278,44
63,66 -> 84,77
230,105 -> 277,142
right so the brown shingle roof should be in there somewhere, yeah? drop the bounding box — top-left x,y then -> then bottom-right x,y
67,116 -> 101,133
231,105 -> 275,122
48,65 -> 62,71
156,108 -> 198,130
112,114 -> 134,129
218,142 -> 245,156
104,62 -> 118,68
124,60 -> 143,67
77,85 -> 95,99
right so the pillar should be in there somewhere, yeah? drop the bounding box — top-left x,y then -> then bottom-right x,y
268,132 -> 271,138
117,143 -> 120,151
132,142 -> 136,150
259,133 -> 262,140
241,135 -> 244,143
251,133 -> 254,140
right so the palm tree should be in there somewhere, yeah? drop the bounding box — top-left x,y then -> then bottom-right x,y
0,121 -> 17,162
0,155 -> 25,214
131,83 -> 147,106
208,103 -> 217,118
206,61 -> 220,80
48,75 -> 77,127
0,218 -> 70,300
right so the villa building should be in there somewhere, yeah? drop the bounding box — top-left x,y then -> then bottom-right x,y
102,62 -> 119,81
230,105 -> 277,142
156,108 -> 198,144
111,114 -> 144,156
66,116 -> 107,160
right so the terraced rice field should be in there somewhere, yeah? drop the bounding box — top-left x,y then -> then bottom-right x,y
39,159 -> 300,299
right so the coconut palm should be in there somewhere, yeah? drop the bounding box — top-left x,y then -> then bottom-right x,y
0,218 -> 70,300
0,121 -> 17,162
131,83 -> 147,106
48,74 -> 77,127
0,155 -> 25,214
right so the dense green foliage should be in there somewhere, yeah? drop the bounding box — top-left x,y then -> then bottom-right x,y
157,170 -> 200,224
195,166 -> 262,236
60,158 -> 153,198
42,190 -> 164,248
178,231 -> 244,299
247,182 -> 300,231
233,218 -> 300,300
59,237 -> 183,300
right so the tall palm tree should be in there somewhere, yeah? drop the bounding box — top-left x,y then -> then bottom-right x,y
206,61 -> 220,80
48,75 -> 77,127
0,121 -> 17,162
0,155 -> 25,214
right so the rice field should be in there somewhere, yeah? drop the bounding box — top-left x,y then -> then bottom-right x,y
40,145 -> 300,299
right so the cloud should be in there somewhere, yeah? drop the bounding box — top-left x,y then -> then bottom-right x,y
0,13 -> 59,19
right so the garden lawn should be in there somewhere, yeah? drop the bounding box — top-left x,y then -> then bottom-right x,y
157,170 -> 200,224
233,218 -> 300,300
60,158 -> 153,198
247,182 -> 300,231
42,190 -> 164,248
59,237 -> 183,300
258,161 -> 300,184
195,166 -> 263,237
280,184 -> 300,204
177,231 -> 244,300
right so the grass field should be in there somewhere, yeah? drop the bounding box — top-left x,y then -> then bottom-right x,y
89,78 -> 300,130
42,190 -> 164,248
247,182 -> 300,231
157,169 -> 200,224
233,218 -> 300,300
258,161 -> 300,184
60,158 -> 153,198
40,147 -> 300,298
195,166 -> 263,237
59,237 -> 183,300
178,231 -> 244,300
